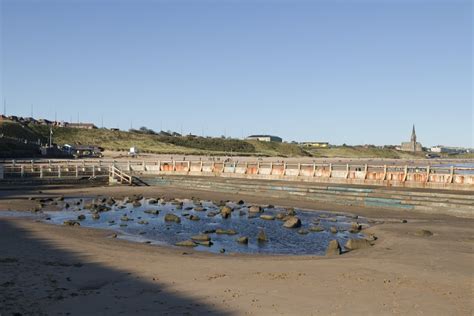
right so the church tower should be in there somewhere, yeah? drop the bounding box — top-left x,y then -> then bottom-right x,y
411,124 -> 417,143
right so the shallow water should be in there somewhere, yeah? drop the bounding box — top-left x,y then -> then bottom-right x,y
4,197 -> 368,255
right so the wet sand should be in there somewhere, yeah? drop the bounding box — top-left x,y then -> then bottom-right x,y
1,185 -> 473,315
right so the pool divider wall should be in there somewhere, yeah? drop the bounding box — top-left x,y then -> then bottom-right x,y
147,176 -> 474,219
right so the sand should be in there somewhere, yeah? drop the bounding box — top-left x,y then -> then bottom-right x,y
1,185 -> 473,315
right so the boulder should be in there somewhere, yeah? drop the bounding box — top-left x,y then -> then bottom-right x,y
189,215 -> 200,221
194,206 -> 206,212
237,200 -> 245,205
191,234 -> 210,241
133,201 -> 142,207
144,209 -> 159,215
137,220 -> 149,225
260,215 -> 275,220
203,229 -> 216,234
325,239 -> 341,256
207,211 -> 218,217
148,198 -> 158,204
257,230 -> 268,242
220,206 -> 233,219
175,240 -> 197,247
64,220 -> 80,226
164,214 -> 181,223
248,206 -> 262,213
298,229 -> 309,235
345,238 -> 372,250
283,216 -> 301,228
275,213 -> 286,220
415,229 -> 433,237
309,226 -> 324,232
237,236 -> 249,244
77,214 -> 86,221
330,226 -> 338,234
91,213 -> 100,220
120,215 -> 131,222
196,240 -> 213,247
216,229 -> 237,235
286,208 -> 296,216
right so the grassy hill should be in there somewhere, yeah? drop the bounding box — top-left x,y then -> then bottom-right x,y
1,121 -> 309,157
2,120 -> 469,159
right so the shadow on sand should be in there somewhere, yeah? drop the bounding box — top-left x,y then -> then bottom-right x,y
0,219 -> 234,315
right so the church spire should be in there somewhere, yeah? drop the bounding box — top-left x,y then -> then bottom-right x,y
411,124 -> 417,143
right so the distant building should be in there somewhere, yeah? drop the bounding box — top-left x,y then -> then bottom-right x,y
431,146 -> 472,154
66,122 -> 97,129
400,125 -> 423,152
246,135 -> 283,142
300,142 -> 329,148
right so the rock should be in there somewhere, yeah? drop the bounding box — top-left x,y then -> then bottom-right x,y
207,212 -> 218,217
327,217 -> 337,222
237,200 -> 245,205
108,220 -> 115,224
144,209 -> 159,215
298,229 -> 309,235
330,226 -> 338,234
286,208 -> 296,216
110,234 -> 117,238
194,206 -> 206,212
191,234 -> 210,242
175,240 -> 197,247
63,220 -> 80,226
148,198 -> 158,204
248,206 -> 262,213
237,236 -> 249,244
120,215 -> 131,221
219,248 -> 226,253
349,222 -> 362,233
137,220 -> 149,225
257,229 -> 267,242
220,206 -> 233,219
283,216 -> 301,228
239,211 -> 246,216
402,219 -> 408,223
267,204 -> 275,209
64,203 -> 70,209
189,215 -> 200,221
196,240 -> 213,247
133,201 -> 142,207
325,239 -> 341,256
77,214 -> 86,221
415,229 -> 433,237
164,214 -> 181,223
309,226 -> 324,232
275,213 -> 286,220
345,238 -> 372,250
202,229 -> 216,234
106,197 -> 115,206
91,213 -> 100,220
260,215 -> 275,220
216,229 -> 237,235
247,214 -> 258,219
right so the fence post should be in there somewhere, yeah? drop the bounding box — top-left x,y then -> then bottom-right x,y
283,162 -> 287,176
187,161 -> 191,172
200,161 -> 203,172
75,165 -> 79,178
270,162 -> 273,175
450,166 -> 454,183
172,160 -> 176,172
297,163 -> 301,176
312,163 -> 316,177
257,162 -> 260,175
40,165 -> 43,178
329,163 -> 332,178
20,165 -> 24,178
58,165 -> 61,178
92,165 -> 95,177
31,160 -> 34,172
403,165 -> 408,182
426,165 -> 430,183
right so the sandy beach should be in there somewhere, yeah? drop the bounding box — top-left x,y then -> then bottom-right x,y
1,185 -> 473,315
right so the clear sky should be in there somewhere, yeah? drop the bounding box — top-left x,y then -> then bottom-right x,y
1,0 -> 472,147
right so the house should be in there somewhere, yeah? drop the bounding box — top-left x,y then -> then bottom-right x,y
66,122 -> 97,129
246,135 -> 283,142
300,142 -> 329,148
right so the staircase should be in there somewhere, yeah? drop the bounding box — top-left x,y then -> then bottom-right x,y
109,165 -> 148,186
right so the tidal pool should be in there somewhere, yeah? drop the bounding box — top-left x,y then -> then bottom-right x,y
43,197 -> 368,255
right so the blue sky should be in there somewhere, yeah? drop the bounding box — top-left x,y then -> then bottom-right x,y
1,0 -> 472,147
